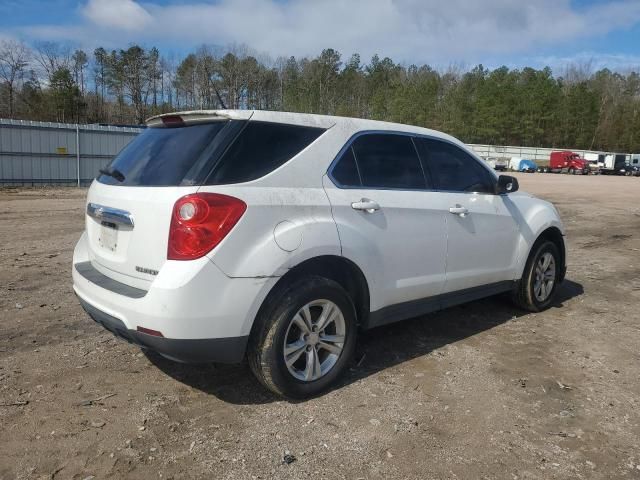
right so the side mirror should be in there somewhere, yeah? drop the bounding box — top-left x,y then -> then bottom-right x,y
496,175 -> 519,194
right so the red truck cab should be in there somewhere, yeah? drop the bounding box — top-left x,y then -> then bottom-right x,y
549,151 -> 589,174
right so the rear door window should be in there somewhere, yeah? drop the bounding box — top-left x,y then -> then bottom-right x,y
417,138 -> 495,193
331,133 -> 427,189
354,134 -> 426,189
206,122 -> 325,184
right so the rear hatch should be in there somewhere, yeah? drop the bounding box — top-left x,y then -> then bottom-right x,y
85,115 -> 247,288
86,183 -> 197,288
84,111 -> 330,288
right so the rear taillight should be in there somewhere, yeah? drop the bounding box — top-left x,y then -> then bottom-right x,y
168,193 -> 246,260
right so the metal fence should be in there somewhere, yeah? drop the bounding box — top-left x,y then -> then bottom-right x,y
466,143 -> 621,164
1,118 -> 633,186
0,119 -> 143,186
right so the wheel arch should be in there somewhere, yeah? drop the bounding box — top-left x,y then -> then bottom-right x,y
523,226 -> 566,282
250,255 -> 371,341
535,226 -> 566,281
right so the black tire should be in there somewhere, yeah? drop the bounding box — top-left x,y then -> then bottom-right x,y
512,241 -> 561,312
568,167 -> 575,175
248,276 -> 357,399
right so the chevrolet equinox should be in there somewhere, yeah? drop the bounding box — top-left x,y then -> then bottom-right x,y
73,110 -> 566,398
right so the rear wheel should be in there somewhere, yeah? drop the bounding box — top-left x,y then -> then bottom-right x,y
512,241 -> 561,312
248,276 -> 357,398
568,167 -> 576,175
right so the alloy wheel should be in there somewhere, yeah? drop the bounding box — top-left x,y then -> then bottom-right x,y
533,252 -> 556,302
283,300 -> 346,382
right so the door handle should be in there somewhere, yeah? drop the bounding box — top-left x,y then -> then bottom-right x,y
87,203 -> 135,227
449,205 -> 469,217
351,198 -> 380,213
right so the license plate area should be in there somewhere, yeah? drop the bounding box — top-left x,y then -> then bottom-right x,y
98,221 -> 118,252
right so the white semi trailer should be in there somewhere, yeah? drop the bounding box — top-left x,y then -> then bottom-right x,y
598,154 -> 635,175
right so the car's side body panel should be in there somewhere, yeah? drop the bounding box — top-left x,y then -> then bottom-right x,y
366,280 -> 516,329
322,175 -> 448,312
198,185 -> 342,278
438,191 -> 521,293
195,119 -> 565,325
502,192 -> 566,278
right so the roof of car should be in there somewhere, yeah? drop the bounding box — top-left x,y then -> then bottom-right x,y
146,109 -> 461,146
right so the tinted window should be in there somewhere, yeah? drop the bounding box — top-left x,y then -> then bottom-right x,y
206,122 -> 325,184
418,139 -> 495,193
350,134 -> 426,189
98,122 -> 230,186
331,147 -> 361,186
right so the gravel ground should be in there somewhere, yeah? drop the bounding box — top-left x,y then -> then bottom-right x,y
1,173 -> 639,480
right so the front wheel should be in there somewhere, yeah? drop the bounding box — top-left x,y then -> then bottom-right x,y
248,276 -> 357,398
512,241 -> 561,312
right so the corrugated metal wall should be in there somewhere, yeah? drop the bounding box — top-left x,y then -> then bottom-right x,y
0,119 -> 143,186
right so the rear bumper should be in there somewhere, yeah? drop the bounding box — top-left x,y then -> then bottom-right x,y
72,231 -> 278,363
78,297 -> 248,363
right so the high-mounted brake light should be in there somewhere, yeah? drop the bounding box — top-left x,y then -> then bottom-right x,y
168,193 -> 247,260
161,115 -> 185,127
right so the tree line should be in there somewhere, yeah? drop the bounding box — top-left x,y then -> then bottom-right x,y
1,40 -> 639,152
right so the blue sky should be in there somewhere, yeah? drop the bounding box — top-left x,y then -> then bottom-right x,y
1,0 -> 639,72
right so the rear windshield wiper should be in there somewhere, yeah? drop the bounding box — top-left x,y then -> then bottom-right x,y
99,167 -> 125,182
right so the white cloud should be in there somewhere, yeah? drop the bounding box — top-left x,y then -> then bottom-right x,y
15,0 -> 640,67
83,0 -> 152,31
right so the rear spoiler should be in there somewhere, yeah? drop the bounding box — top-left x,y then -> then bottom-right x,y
146,110 -> 254,128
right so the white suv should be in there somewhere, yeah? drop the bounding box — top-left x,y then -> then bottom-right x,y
73,110 -> 566,398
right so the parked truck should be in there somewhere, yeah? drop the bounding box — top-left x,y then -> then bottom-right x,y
546,151 -> 590,174
598,154 -> 635,176
485,157 -> 509,171
583,153 -> 604,174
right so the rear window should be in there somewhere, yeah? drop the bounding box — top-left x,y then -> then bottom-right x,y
205,121 -> 325,185
98,122 -> 231,186
98,120 -> 325,187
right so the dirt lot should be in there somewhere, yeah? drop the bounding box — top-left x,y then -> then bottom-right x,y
1,173 -> 639,480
